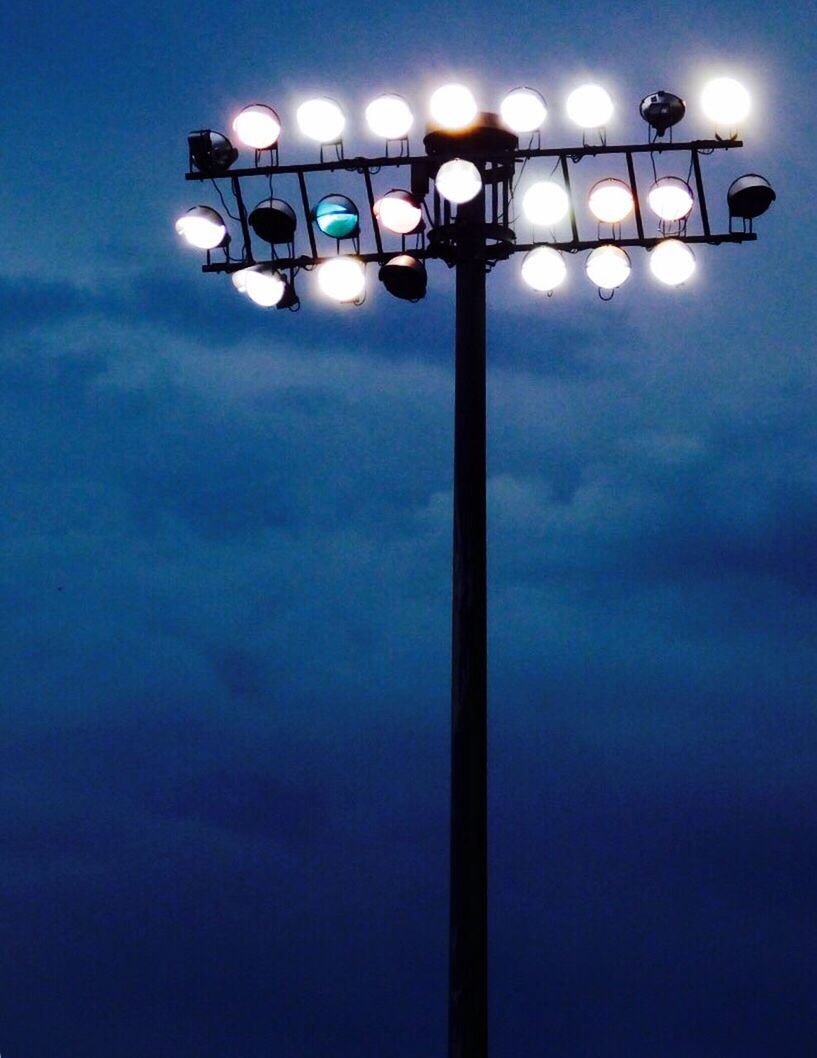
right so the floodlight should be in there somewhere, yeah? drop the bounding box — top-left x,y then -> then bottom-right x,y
588,178 -> 634,224
175,205 -> 228,250
727,174 -> 776,219
379,254 -> 428,301
232,104 -> 281,150
648,177 -> 694,221
373,190 -> 424,234
566,84 -> 613,129
187,130 -> 238,175
317,257 -> 366,302
435,159 -> 482,204
429,84 -> 478,130
248,198 -> 298,244
701,77 -> 750,128
586,245 -> 631,290
312,195 -> 360,239
522,181 -> 570,226
649,239 -> 696,285
500,87 -> 547,133
521,246 -> 567,292
366,94 -> 414,140
297,97 -> 346,143
639,91 -> 685,136
234,265 -> 287,306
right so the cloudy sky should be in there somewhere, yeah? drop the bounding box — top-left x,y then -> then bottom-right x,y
2,1 -> 816,1055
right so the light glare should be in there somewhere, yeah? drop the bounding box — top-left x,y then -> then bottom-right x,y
317,257 -> 366,302
648,177 -> 694,222
566,84 -> 614,128
366,94 -> 414,139
297,98 -> 345,143
521,246 -> 567,292
500,88 -> 547,133
649,239 -> 696,286
522,181 -> 570,226
586,245 -> 631,290
175,206 -> 226,250
701,77 -> 750,127
429,84 -> 478,130
588,179 -> 634,224
435,158 -> 482,204
232,105 -> 281,149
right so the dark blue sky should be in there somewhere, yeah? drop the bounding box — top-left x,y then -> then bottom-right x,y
2,1 -> 816,1056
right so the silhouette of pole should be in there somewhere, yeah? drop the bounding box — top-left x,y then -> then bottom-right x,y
448,186 -> 488,1058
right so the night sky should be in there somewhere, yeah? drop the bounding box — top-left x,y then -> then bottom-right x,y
2,1 -> 817,1056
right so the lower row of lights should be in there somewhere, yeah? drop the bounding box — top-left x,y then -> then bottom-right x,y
222,239 -> 697,310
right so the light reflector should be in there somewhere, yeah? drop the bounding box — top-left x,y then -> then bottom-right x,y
374,190 -> 424,234
365,94 -> 414,139
175,206 -> 227,250
500,87 -> 547,133
566,84 -> 613,129
521,247 -> 567,292
231,265 -> 287,307
649,239 -> 696,286
522,181 -> 569,226
317,257 -> 366,302
232,104 -> 281,149
297,98 -> 345,143
588,178 -> 634,224
312,195 -> 360,239
586,245 -> 631,290
648,177 -> 694,222
429,84 -> 478,130
435,158 -> 482,204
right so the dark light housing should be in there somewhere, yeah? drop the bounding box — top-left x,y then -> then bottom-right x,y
188,129 -> 239,175
312,194 -> 360,239
379,254 -> 427,301
727,174 -> 776,219
249,198 -> 298,244
639,91 -> 686,137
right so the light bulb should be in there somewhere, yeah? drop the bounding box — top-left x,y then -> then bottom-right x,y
435,158 -> 482,204
522,181 -> 569,226
649,239 -> 696,286
701,77 -> 750,127
429,84 -> 478,130
232,104 -> 281,149
566,84 -> 613,128
500,87 -> 547,133
521,247 -> 567,292
317,257 -> 366,302
588,178 -> 633,224
297,98 -> 345,143
175,206 -> 226,250
648,177 -> 694,222
365,94 -> 413,139
586,245 -> 631,290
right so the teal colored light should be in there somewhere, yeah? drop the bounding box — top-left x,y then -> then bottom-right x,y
314,197 -> 359,238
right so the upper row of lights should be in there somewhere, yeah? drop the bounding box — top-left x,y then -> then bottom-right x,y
218,78 -> 751,152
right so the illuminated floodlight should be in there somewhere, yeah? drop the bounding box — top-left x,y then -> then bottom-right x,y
248,197 -> 297,244
648,177 -> 694,222
727,174 -> 776,219
187,130 -> 238,175
522,181 -> 570,226
366,94 -> 414,139
435,158 -> 482,204
317,257 -> 366,302
586,245 -> 631,290
521,246 -> 567,293
374,190 -> 424,235
500,87 -> 547,133
429,84 -> 478,130
701,77 -> 750,128
232,265 -> 287,307
588,178 -> 633,224
649,239 -> 696,286
297,97 -> 346,143
566,84 -> 613,129
175,205 -> 227,250
232,104 -> 281,150
639,91 -> 686,137
379,254 -> 428,301
312,195 -> 360,239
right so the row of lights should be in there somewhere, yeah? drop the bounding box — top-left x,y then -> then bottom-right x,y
192,77 -> 752,166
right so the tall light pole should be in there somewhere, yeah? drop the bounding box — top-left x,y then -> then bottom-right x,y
177,80 -> 774,1058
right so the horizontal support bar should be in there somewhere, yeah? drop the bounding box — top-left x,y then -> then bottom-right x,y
201,231 -> 755,273
185,139 -> 743,181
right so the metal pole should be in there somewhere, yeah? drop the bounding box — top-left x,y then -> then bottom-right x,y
449,190 -> 488,1058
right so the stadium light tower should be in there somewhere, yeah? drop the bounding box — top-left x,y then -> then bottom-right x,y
177,74 -> 775,1058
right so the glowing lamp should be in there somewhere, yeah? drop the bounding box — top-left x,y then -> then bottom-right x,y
639,91 -> 686,137
649,239 -> 696,286
248,198 -> 297,244
187,130 -> 238,176
429,84 -> 478,130
312,195 -> 360,239
648,177 -> 694,222
522,181 -> 570,226
317,257 -> 366,302
175,206 -> 228,250
588,178 -> 634,224
586,245 -> 631,290
232,265 -> 287,307
366,94 -> 414,140
521,246 -> 567,292
297,98 -> 345,144
379,255 -> 428,301
500,87 -> 547,133
727,174 -> 776,219
566,84 -> 613,129
435,158 -> 482,204
232,104 -> 281,150
374,190 -> 424,235
701,77 -> 750,127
